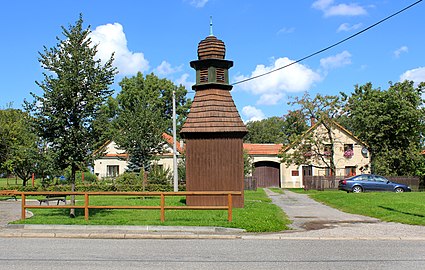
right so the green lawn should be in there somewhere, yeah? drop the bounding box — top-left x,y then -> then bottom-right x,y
268,188 -> 284,194
13,189 -> 291,232
0,177 -> 43,189
0,177 -> 22,188
295,189 -> 425,226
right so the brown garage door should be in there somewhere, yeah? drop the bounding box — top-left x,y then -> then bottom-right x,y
254,161 -> 280,187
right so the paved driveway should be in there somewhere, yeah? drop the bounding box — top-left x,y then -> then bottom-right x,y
266,189 -> 425,239
0,200 -> 22,226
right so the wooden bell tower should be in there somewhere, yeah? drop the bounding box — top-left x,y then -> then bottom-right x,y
180,22 -> 247,207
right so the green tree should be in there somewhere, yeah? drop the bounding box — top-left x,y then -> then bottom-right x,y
345,81 -> 425,176
244,112 -> 308,144
0,108 -> 39,186
244,117 -> 286,144
280,93 -> 344,175
113,73 -> 169,178
24,15 -> 116,216
92,96 -> 118,146
243,150 -> 254,176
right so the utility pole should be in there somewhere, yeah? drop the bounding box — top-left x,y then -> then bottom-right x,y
172,90 -> 178,192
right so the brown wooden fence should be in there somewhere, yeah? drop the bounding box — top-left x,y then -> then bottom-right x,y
304,176 -> 421,191
19,191 -> 241,222
244,177 -> 257,191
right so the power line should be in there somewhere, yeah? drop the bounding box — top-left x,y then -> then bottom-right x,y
231,0 -> 423,86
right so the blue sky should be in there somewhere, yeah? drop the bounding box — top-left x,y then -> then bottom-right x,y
1,0 -> 424,122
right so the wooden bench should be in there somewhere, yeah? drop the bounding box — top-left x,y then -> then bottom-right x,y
38,195 -> 67,205
0,190 -> 17,201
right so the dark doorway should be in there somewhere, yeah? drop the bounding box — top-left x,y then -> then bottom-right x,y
302,165 -> 313,186
253,161 -> 280,187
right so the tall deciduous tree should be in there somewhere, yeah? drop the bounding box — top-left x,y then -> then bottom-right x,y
280,93 -> 344,175
0,108 -> 39,185
114,73 -> 185,175
345,81 -> 425,176
244,117 -> 287,144
24,15 -> 116,216
244,111 -> 308,144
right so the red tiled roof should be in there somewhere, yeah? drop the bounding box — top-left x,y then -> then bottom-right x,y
162,133 -> 185,153
104,153 -> 128,158
243,143 -> 283,155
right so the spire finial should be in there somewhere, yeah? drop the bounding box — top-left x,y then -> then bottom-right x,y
209,16 -> 213,36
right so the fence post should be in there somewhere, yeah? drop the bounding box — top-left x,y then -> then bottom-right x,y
160,193 -> 165,222
21,193 -> 26,220
84,193 -> 89,221
227,193 -> 233,222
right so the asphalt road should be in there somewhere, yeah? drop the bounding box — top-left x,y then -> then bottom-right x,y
1,238 -> 424,270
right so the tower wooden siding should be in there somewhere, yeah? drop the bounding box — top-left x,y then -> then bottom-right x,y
185,137 -> 244,207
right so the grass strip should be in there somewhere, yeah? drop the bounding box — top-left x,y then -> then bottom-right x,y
299,189 -> 425,226
13,189 -> 290,232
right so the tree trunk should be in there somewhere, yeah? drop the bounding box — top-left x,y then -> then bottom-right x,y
142,167 -> 147,192
70,164 -> 76,218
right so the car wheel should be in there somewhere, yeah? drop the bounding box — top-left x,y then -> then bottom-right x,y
352,186 -> 363,193
394,187 -> 404,193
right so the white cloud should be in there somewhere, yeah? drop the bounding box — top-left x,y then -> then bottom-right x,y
89,23 -> 149,76
188,0 -> 208,8
257,93 -> 285,106
337,22 -> 362,32
393,46 -> 408,58
400,67 -> 425,86
155,61 -> 183,76
234,57 -> 321,105
312,0 -> 333,10
175,73 -> 194,90
242,106 -> 266,123
320,51 -> 352,70
312,0 -> 367,17
277,27 -> 295,35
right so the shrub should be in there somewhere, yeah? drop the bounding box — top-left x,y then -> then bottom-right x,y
115,172 -> 141,186
148,165 -> 172,185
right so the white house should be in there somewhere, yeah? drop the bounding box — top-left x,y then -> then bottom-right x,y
94,121 -> 371,188
279,119 -> 371,188
93,133 -> 183,179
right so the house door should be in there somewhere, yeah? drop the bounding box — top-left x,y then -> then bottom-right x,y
302,165 -> 313,186
253,161 -> 280,187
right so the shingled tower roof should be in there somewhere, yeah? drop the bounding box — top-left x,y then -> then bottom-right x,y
197,36 -> 225,60
180,34 -> 247,137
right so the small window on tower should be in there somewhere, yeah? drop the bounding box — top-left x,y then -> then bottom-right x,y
200,68 -> 208,83
216,68 -> 225,83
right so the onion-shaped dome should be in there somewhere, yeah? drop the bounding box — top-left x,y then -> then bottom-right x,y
197,36 -> 226,60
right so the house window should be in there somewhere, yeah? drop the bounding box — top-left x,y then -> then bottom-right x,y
323,144 -> 332,157
343,144 -> 354,158
325,167 -> 334,176
345,166 -> 356,177
344,144 -> 353,151
291,170 -> 299,176
303,144 -> 313,157
107,165 -> 119,177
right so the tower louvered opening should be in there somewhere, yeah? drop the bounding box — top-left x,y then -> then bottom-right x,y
216,68 -> 225,83
200,68 -> 208,83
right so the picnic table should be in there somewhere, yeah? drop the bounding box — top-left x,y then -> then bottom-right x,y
37,194 -> 67,205
0,190 -> 17,201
